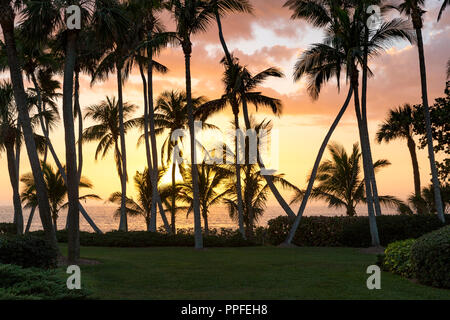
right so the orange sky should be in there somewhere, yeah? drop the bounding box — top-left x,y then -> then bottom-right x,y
0,0 -> 449,209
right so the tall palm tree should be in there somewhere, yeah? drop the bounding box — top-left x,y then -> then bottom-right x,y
109,167 -> 184,231
284,0 -> 413,246
150,90 -> 212,233
169,0 -> 216,249
389,0 -> 445,223
91,1 -> 137,231
0,81 -> 23,234
0,0 -> 56,248
376,104 -> 423,208
21,162 -> 100,232
291,143 -> 401,216
180,162 -> 233,235
127,0 -> 173,232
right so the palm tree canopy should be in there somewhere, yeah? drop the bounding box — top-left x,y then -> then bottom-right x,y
376,104 -> 415,143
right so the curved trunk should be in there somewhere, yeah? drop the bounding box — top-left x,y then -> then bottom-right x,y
63,31 -> 80,263
414,25 -> 445,223
407,136 -> 422,199
353,73 -> 380,247
215,10 -> 232,64
117,65 -> 128,232
25,206 -> 36,234
31,71 -> 102,234
6,141 -> 23,234
147,43 -> 171,234
361,28 -> 382,217
285,86 -> 353,244
0,15 -> 56,247
184,46 -> 203,249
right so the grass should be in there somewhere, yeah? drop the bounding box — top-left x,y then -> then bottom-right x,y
59,245 -> 450,300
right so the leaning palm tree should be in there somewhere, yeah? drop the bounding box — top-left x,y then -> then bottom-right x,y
377,104 -> 423,210
82,97 -> 140,210
291,143 -> 401,216
168,0 -> 216,249
389,0 -> 445,223
284,0 -> 413,246
0,0 -> 56,247
180,162 -> 233,235
21,162 -> 100,232
438,0 -> 448,21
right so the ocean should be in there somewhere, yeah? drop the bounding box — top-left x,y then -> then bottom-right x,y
0,204 -> 396,233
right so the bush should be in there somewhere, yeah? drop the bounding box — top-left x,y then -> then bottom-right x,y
411,225 -> 450,289
30,229 -> 256,248
0,223 -> 16,236
380,239 -> 416,278
0,235 -> 58,269
0,264 -> 90,300
266,214 -> 450,247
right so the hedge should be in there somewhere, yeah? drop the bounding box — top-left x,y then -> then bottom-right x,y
30,228 -> 257,248
0,235 -> 58,269
411,225 -> 450,289
379,239 -> 416,278
266,214 -> 450,247
0,264 -> 90,300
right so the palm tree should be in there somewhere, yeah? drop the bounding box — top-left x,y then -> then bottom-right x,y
291,143 -> 401,216
169,0 -> 216,249
397,183 -> 450,215
377,104 -> 423,209
20,162 -> 100,232
283,0 -> 413,246
0,81 -> 23,234
0,0 -> 56,248
127,0 -> 172,232
438,0 -> 448,21
83,97 -> 140,184
389,0 -> 445,223
150,90 -> 212,233
91,0 -> 137,231
180,162 -> 232,235
109,167 -> 185,231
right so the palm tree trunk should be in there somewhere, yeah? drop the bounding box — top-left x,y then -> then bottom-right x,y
183,44 -> 203,249
117,64 -> 128,232
414,24 -> 445,223
147,43 -> 171,233
75,70 -> 83,183
202,207 -> 209,236
31,71 -> 102,235
25,206 -> 36,234
0,12 -> 56,248
215,10 -> 232,64
63,31 -> 80,263
6,141 -> 23,234
171,161 -> 177,234
233,112 -> 246,239
285,86 -> 353,245
361,27 -> 382,217
353,71 -> 380,247
407,136 -> 422,199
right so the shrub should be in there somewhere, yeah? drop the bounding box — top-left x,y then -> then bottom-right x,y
0,223 -> 16,236
266,214 -> 450,247
0,235 -> 58,269
381,239 -> 416,278
30,229 -> 256,248
0,264 -> 90,300
411,225 -> 450,289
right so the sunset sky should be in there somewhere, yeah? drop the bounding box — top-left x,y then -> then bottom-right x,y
0,0 -> 449,210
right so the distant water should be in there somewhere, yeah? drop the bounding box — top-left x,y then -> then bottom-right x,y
0,204 -> 397,233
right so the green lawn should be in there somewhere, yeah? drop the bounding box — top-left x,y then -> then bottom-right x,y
60,245 -> 450,300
